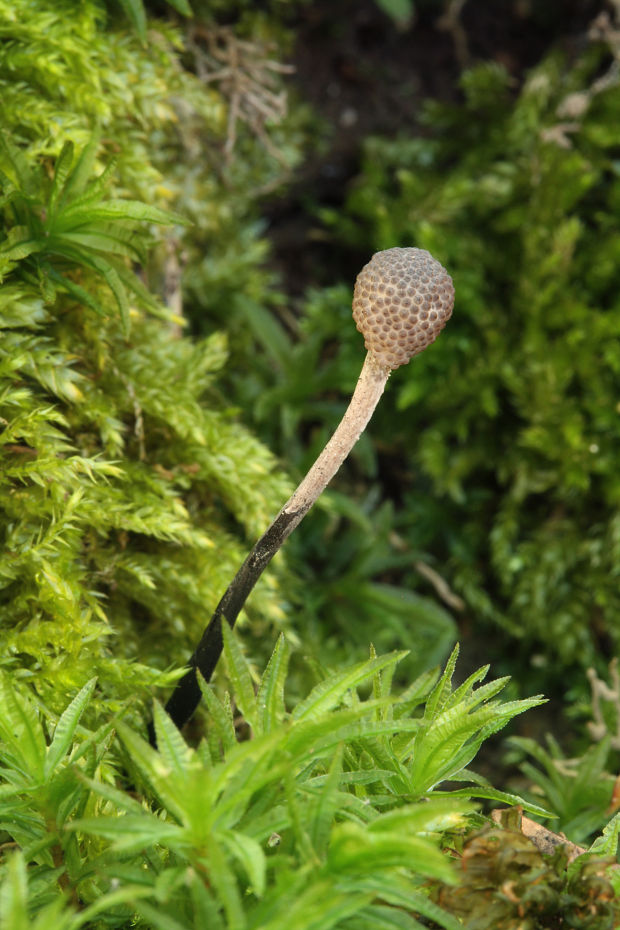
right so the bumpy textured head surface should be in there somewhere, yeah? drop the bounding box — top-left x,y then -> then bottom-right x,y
352,247 -> 454,370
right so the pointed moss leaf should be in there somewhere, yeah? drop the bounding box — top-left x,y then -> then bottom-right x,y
375,0 -> 415,26
314,768 -> 396,789
354,877 -> 463,928
209,733 -> 287,815
368,799 -> 473,836
221,829 -> 266,897
51,164 -> 117,228
69,813 -> 182,852
422,644 -> 459,723
0,132 -> 36,194
238,802 -> 289,845
0,851 -> 28,929
59,135 -> 101,202
54,718 -> 114,779
46,266 -> 105,317
74,772 -> 147,815
85,254 -> 130,332
368,905 -> 427,928
75,884 -> 158,927
195,737 -> 213,769
309,744 -> 343,856
48,141 -> 75,217
291,652 -> 407,722
256,633 -> 290,734
111,256 -> 166,312
445,664 -> 490,707
508,735 -> 557,771
116,0 -> 147,41
398,893 -> 463,930
0,853 -> 78,930
408,695 -> 545,793
413,703 -> 501,774
132,902 -> 188,930
115,720 -> 186,822
394,667 -> 440,718
0,673 -> 46,780
345,903 -> 420,928
0,784 -> 29,802
44,677 -> 96,777
0,227 -> 42,261
187,874 -> 225,930
328,822 -> 454,883
221,620 -> 258,732
56,231 -> 142,262
152,699 -> 193,782
450,766 -> 489,786
197,674 -> 236,751
479,696 -> 546,732
286,708 -> 418,759
200,836 -> 246,930
270,883 -> 368,927
573,736 -> 612,791
589,811 -> 620,857
167,0 -> 192,13
242,298 -> 293,369
429,744 -> 487,788
448,675 -> 511,714
369,643 -> 381,697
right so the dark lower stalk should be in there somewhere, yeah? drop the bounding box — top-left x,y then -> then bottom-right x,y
159,508 -> 299,735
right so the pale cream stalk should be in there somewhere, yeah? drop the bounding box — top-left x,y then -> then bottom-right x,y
282,352 -> 390,522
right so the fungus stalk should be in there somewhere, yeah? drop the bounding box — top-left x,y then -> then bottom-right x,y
283,351 -> 390,517
161,247 -> 454,735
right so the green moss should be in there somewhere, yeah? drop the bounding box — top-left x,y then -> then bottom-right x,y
0,0 -> 300,712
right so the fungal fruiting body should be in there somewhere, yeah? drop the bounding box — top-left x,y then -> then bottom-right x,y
286,247 -> 454,516
352,247 -> 454,371
161,247 -> 454,736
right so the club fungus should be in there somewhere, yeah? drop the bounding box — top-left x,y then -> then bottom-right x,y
161,247 -> 454,734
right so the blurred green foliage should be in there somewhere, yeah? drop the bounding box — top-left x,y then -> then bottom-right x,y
323,46 -> 620,677
208,34 -> 620,690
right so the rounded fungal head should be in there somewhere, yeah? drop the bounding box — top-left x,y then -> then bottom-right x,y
352,247 -> 454,370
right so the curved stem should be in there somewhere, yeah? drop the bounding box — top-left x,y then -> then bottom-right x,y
160,352 -> 390,736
